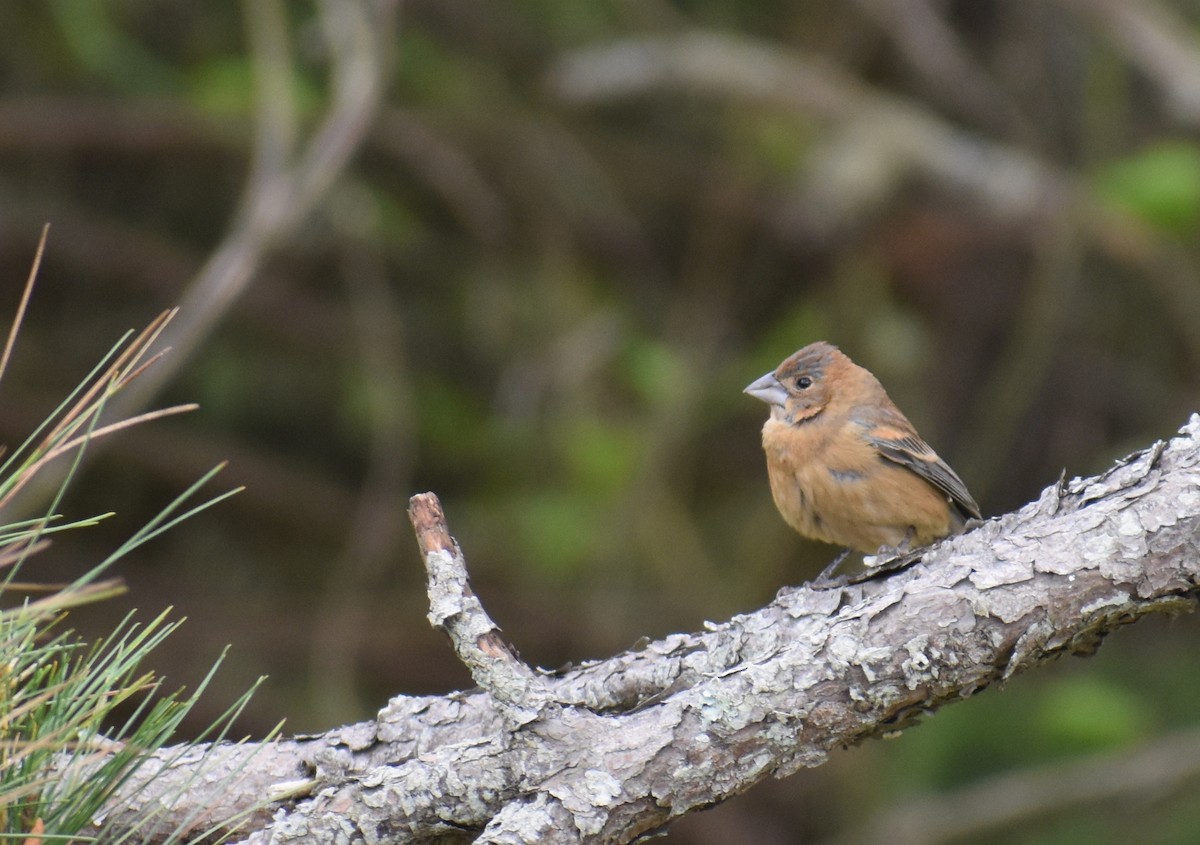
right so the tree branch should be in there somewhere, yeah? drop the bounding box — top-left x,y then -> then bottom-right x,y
94,416 -> 1200,843
409,494 -> 553,726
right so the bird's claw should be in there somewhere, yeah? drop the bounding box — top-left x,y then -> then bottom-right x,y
809,548 -> 853,590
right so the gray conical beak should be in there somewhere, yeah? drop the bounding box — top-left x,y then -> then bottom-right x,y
744,372 -> 788,407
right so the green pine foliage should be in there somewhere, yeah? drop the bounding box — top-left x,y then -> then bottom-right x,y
0,245 -> 266,842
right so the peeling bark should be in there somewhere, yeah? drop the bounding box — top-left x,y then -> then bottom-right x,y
92,416 -> 1200,844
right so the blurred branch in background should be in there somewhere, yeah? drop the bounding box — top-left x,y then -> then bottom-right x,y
109,0 -> 395,415
547,30 -> 1061,239
373,107 -> 511,248
848,0 -> 1033,139
830,725 -> 1200,845
1066,0 -> 1200,126
955,215 -> 1083,502
307,192 -> 415,725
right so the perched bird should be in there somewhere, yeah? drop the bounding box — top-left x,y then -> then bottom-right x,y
745,341 -> 979,556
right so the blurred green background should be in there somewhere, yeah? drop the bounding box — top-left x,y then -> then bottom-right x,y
2,1 -> 1199,843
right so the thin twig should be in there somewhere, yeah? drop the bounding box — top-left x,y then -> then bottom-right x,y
408,493 -> 552,726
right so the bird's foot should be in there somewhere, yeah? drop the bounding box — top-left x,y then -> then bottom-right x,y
809,548 -> 853,590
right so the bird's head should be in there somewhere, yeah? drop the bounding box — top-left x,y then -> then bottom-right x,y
744,341 -> 846,424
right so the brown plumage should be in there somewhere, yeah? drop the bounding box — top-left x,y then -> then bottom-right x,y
745,342 -> 979,554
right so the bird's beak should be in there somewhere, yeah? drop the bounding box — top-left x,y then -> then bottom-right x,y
744,372 -> 788,407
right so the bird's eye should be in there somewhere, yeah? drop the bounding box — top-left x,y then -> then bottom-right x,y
795,376 -> 813,390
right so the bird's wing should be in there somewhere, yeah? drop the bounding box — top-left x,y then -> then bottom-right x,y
864,424 -> 981,519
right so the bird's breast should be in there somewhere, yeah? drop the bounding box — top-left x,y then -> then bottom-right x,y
760,417 -> 953,551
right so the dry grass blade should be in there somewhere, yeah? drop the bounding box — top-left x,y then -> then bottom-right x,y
0,403 -> 199,514
51,404 -> 200,458
40,308 -> 179,450
5,579 -> 127,619
0,224 -> 47,389
0,540 -> 51,571
0,308 -> 196,514
1,583 -> 67,593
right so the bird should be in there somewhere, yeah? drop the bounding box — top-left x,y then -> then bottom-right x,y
744,341 -> 979,562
